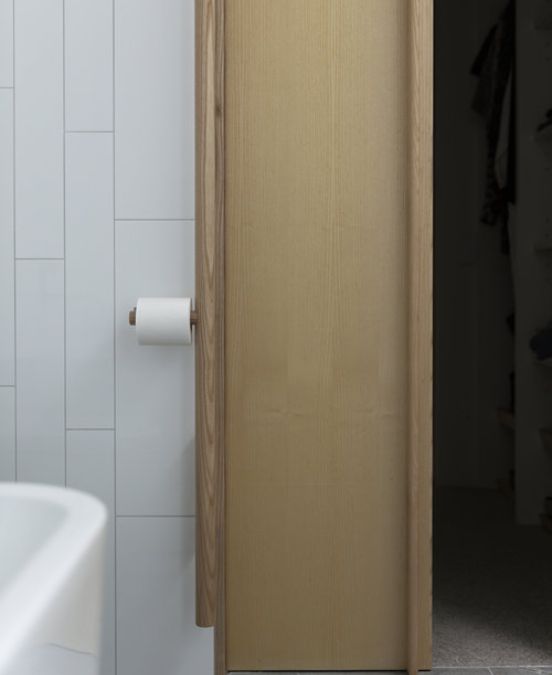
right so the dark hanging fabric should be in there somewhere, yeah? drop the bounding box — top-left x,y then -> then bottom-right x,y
471,0 -> 516,252
537,108 -> 552,134
530,323 -> 552,362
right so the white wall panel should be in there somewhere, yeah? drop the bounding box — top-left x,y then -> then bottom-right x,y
116,517 -> 212,675
0,90 -> 14,385
67,430 -> 116,675
114,0 -> 194,219
0,0 -> 13,87
65,0 -> 113,131
115,221 -> 195,516
14,0 -> 64,258
0,388 -> 15,481
16,261 -> 65,484
66,133 -> 114,428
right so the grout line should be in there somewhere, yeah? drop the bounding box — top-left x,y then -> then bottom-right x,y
116,515 -> 196,519
16,257 -> 64,261
112,2 -> 117,670
62,0 -> 67,488
0,384 -> 15,388
12,0 -> 16,482
0,86 -> 14,89
114,218 -> 194,222
66,427 -> 116,432
65,129 -> 114,134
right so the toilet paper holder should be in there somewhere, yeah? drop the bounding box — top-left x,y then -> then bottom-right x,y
128,306 -> 198,327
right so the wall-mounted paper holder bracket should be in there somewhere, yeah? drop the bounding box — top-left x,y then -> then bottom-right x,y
128,306 -> 198,327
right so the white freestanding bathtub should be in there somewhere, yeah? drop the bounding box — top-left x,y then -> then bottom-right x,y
0,484 -> 107,675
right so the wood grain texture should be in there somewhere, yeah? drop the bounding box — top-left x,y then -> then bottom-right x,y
224,1 -> 420,670
195,0 -> 219,630
407,2 -> 434,673
213,0 -> 226,671
196,0 -> 226,665
197,0 -> 433,670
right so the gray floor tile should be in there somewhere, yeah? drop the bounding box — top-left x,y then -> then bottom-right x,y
491,669 -> 552,675
434,489 -> 552,668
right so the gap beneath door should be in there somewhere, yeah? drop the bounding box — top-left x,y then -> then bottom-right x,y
434,488 -> 552,670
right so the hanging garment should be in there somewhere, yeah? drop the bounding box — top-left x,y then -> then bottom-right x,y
530,323 -> 552,362
537,108 -> 552,134
495,73 -> 513,191
471,0 -> 516,250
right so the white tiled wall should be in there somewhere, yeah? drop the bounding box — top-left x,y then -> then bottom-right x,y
115,221 -> 195,516
15,0 -> 65,259
0,89 -> 14,385
0,2 -> 212,673
0,0 -> 13,87
117,518 -> 211,675
115,0 -> 194,220
65,132 -> 115,429
64,0 -> 113,132
0,388 -> 15,479
16,260 -> 66,484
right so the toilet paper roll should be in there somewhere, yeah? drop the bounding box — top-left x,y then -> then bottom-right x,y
135,297 -> 192,345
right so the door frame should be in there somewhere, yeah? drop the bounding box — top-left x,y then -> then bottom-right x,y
194,2 -> 433,673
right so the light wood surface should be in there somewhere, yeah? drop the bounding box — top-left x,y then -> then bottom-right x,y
407,2 -> 434,673
195,0 -> 223,630
196,0 -> 227,668
196,0 -> 433,671
213,1 -> 226,672
223,0 -> 431,670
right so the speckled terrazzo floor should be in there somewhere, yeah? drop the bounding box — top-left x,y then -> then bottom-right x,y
231,488 -> 552,675
234,671 -> 552,674
233,670 -> 552,674
434,488 -> 552,669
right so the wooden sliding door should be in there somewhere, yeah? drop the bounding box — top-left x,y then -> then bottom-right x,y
195,1 -> 433,673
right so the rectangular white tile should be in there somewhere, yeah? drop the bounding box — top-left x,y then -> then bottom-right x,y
0,90 -> 14,385
66,133 -> 114,428
65,0 -> 113,131
15,0 -> 64,258
16,261 -> 65,484
0,388 -> 15,481
115,0 -> 194,219
0,0 -> 13,87
115,221 -> 194,516
116,517 -> 212,675
66,430 -> 115,675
